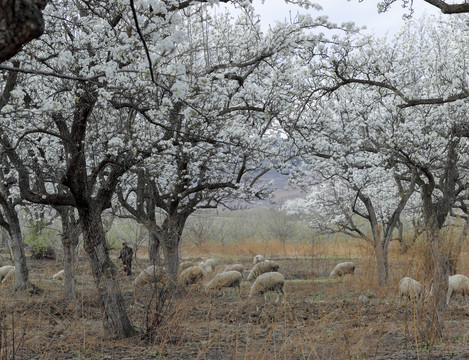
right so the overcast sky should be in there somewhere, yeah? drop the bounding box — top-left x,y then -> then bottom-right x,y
250,0 -> 441,36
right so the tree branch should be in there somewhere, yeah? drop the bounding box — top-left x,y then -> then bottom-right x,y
423,0 -> 469,14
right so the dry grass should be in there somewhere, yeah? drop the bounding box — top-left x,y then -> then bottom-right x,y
178,237 -> 373,264
1,235 -> 469,359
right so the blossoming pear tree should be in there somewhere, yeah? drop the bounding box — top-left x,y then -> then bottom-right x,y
113,6 -> 346,282
287,14 -> 469,336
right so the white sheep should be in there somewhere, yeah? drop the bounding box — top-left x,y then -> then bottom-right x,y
247,260 -> 280,282
179,261 -> 195,273
224,264 -> 244,278
249,272 -> 285,302
199,258 -> 222,274
447,274 -> 469,304
253,255 -> 265,264
329,262 -> 355,278
1,267 -> 15,284
205,271 -> 242,296
52,269 -> 65,280
133,265 -> 166,287
180,266 -> 204,286
398,277 -> 423,303
0,265 -> 14,282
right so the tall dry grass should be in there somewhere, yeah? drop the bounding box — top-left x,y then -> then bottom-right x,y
177,235 -> 372,261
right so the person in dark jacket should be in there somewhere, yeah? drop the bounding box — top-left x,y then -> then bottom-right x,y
118,242 -> 133,276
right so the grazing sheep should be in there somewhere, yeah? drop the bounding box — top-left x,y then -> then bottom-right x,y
224,264 -> 244,278
1,267 -> 15,284
447,274 -> 469,304
398,277 -> 423,303
199,258 -> 222,274
247,260 -> 280,282
205,271 -> 242,296
329,262 -> 355,278
180,266 -> 204,286
0,265 -> 14,282
52,269 -> 64,280
133,265 -> 166,287
249,272 -> 285,302
253,255 -> 265,264
179,261 -> 195,273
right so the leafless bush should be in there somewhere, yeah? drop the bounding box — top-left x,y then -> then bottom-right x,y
141,283 -> 187,345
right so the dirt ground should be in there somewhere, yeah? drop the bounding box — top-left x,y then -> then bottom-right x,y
1,255 -> 469,360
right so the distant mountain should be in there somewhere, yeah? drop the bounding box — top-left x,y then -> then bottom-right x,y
256,170 -> 306,208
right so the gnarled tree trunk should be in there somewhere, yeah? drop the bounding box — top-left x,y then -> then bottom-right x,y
55,204 -> 81,301
79,206 -> 135,338
374,243 -> 389,286
161,238 -> 179,283
148,230 -> 161,267
57,206 -> 81,302
8,218 -> 29,290
62,241 -> 76,300
159,215 -> 187,283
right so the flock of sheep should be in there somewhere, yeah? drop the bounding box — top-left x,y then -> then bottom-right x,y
328,261 -> 469,305
1,258 -> 468,305
132,254 -> 286,301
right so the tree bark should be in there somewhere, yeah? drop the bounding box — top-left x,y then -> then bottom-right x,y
2,211 -> 29,290
79,206 -> 135,338
148,230 -> 161,267
56,205 -> 81,301
9,219 -> 29,290
374,243 -> 389,286
161,239 -> 179,283
62,242 -> 76,301
420,167 -> 453,339
158,215 -> 188,283
0,0 -> 48,62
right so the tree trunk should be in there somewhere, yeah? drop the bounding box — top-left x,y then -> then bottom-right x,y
63,242 -> 76,301
159,215 -> 187,283
374,243 -> 389,286
56,205 -> 81,302
148,230 -> 161,267
79,207 -> 135,338
426,226 -> 450,339
8,218 -> 29,290
162,240 -> 179,283
421,181 -> 451,339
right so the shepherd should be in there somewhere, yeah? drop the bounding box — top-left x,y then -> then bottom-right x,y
118,242 -> 133,276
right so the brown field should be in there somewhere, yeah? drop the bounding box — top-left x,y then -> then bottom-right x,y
1,239 -> 469,360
